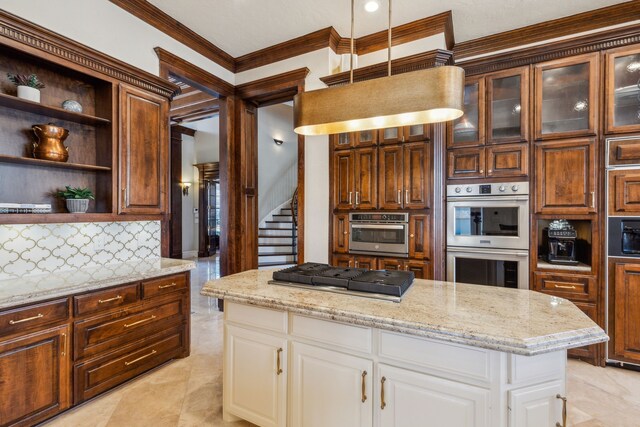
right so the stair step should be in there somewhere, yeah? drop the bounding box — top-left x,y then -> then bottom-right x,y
259,243 -> 294,247
260,223 -> 296,230
265,220 -> 293,224
258,261 -> 296,269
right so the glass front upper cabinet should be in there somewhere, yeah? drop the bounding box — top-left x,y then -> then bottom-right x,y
534,53 -> 599,140
450,76 -> 485,148
606,45 -> 640,134
486,67 -> 529,143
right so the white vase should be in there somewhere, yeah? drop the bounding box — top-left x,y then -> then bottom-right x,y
17,85 -> 40,103
65,199 -> 89,213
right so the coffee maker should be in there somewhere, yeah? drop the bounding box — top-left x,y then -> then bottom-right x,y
545,220 -> 578,265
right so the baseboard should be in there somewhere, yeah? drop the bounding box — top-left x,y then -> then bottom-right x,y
182,250 -> 198,259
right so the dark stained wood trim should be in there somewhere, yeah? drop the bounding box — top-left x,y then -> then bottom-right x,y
108,0 -> 235,72
171,91 -> 217,110
171,99 -> 221,117
454,1 -> 640,60
155,47 -> 234,97
171,107 -> 221,124
172,125 -> 196,137
0,9 -> 177,99
355,12 -> 454,55
459,22 -> 640,76
236,68 -> 310,100
321,50 -> 453,86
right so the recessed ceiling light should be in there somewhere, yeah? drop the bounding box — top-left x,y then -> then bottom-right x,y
364,1 -> 379,12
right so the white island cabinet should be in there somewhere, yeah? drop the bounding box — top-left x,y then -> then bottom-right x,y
203,270 -> 608,427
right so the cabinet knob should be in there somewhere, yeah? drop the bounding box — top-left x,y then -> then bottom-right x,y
410,234 -> 415,238
343,231 -> 348,235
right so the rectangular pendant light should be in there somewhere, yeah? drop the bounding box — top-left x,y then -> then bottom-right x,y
293,65 -> 465,136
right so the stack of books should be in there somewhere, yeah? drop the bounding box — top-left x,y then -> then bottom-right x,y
0,203 -> 52,214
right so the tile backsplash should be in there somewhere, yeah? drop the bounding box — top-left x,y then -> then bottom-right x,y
0,221 -> 161,280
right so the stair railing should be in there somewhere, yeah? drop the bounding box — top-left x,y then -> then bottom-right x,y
290,188 -> 298,264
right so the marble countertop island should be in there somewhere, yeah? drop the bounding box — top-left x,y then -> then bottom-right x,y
0,258 -> 196,309
202,269 -> 608,356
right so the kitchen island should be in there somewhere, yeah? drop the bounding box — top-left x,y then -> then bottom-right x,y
202,269 -> 608,427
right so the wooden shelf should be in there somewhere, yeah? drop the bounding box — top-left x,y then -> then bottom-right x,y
0,92 -> 111,126
0,154 -> 111,172
537,260 -> 592,273
0,213 -> 164,225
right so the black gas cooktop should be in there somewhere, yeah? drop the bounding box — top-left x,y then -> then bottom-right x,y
271,263 -> 414,302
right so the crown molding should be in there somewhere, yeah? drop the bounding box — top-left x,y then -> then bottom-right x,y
0,9 -> 178,98
109,0 -> 236,72
320,50 -> 453,87
459,22 -> 640,76
454,1 -> 640,60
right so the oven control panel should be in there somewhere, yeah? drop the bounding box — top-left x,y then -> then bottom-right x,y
447,182 -> 529,197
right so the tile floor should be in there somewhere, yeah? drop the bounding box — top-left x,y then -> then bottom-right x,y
43,256 -> 640,427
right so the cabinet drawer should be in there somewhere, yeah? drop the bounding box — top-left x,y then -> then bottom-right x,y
0,299 -> 69,337
532,272 -> 596,302
225,302 -> 287,334
379,331 -> 492,385
74,296 -> 186,360
608,137 -> 640,166
508,351 -> 566,385
74,283 -> 140,317
74,326 -> 186,403
142,273 -> 187,299
291,314 -> 372,353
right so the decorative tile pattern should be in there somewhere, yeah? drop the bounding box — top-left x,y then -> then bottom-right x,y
0,221 -> 161,279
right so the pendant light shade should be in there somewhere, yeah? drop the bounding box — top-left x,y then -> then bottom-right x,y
294,66 -> 465,136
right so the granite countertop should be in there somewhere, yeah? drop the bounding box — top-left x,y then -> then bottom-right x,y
0,258 -> 196,309
201,269 -> 608,356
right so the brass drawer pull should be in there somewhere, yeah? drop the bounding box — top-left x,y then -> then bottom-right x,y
124,315 -> 157,328
554,284 -> 577,290
405,190 -> 409,205
124,350 -> 157,366
98,295 -> 123,304
61,332 -> 67,356
9,313 -> 43,325
380,376 -> 386,409
361,370 -> 367,403
158,282 -> 177,289
276,348 -> 283,375
397,189 -> 401,204
556,394 -> 567,427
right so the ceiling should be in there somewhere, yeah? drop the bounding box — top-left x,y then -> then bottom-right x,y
147,0 -> 629,57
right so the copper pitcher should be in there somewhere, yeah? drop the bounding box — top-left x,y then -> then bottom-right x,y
32,123 -> 70,162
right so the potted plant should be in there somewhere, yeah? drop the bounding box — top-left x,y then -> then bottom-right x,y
7,73 -> 45,103
56,186 -> 94,213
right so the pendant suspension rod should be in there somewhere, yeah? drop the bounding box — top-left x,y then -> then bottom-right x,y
350,0 -> 355,84
388,0 -> 392,77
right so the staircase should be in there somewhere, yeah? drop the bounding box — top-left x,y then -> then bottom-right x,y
258,201 -> 298,269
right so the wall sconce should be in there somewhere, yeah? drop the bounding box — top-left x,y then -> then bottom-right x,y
273,138 -> 284,146
179,182 -> 191,196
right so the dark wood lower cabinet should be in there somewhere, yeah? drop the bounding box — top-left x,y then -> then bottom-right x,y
333,255 -> 431,280
0,272 -> 190,426
568,302 -> 599,364
609,260 -> 640,364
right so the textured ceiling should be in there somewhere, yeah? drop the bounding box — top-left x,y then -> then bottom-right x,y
147,0 -> 629,57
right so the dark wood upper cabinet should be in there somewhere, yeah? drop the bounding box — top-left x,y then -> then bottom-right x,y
332,213 -> 349,253
353,147 -> 378,209
403,142 -> 430,209
606,45 -> 640,134
610,261 -> 640,364
486,67 -> 530,144
333,150 -> 355,210
0,325 -> 71,426
534,53 -> 599,140
608,170 -> 640,215
450,76 -> 485,148
119,84 -> 169,214
486,143 -> 528,178
534,138 -> 597,214
378,145 -> 404,209
378,127 -> 403,145
447,147 -> 486,180
409,214 -> 430,260
378,125 -> 430,145
354,129 -> 378,147
332,133 -> 354,150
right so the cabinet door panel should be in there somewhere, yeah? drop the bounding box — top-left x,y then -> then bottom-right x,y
332,133 -> 354,150
403,260 -> 431,279
378,145 -> 404,209
612,262 -> 640,363
534,138 -> 596,214
333,151 -> 355,210
333,254 -> 354,268
378,127 -> 403,144
225,325 -> 287,427
378,364 -> 489,427
609,170 -> 640,215
354,129 -> 378,147
0,325 -> 70,426
354,256 -> 377,270
534,53 -> 599,140
509,381 -> 564,427
451,77 -> 485,148
409,214 -> 430,260
333,214 -> 349,254
403,142 -> 430,209
447,147 -> 486,180
404,124 -> 430,142
291,342 -> 372,427
119,85 -> 168,214
378,258 -> 403,271
606,45 -> 640,134
354,147 -> 378,209
487,67 -> 529,144
486,143 -> 528,178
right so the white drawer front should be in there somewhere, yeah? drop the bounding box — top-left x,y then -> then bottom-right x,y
291,314 -> 372,354
379,331 -> 492,384
225,302 -> 287,334
508,351 -> 566,385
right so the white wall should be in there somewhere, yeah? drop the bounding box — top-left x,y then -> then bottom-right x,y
189,117 -> 220,163
258,104 -> 298,224
180,135 -> 198,258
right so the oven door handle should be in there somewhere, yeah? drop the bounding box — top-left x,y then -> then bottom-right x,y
447,247 -> 529,257
447,196 -> 530,202
351,224 -> 406,230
